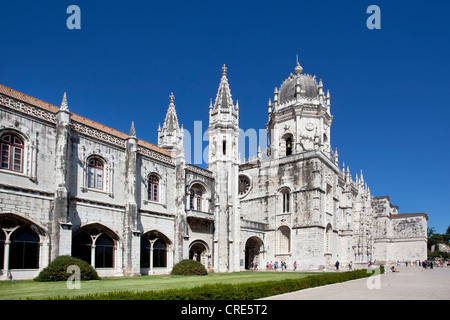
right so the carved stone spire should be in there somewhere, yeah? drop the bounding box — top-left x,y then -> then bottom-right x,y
162,92 -> 180,132
213,64 -> 235,112
158,92 -> 184,156
60,92 -> 69,111
129,121 -> 136,137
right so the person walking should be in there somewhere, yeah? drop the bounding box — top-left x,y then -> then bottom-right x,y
335,260 -> 340,270
293,260 -> 297,271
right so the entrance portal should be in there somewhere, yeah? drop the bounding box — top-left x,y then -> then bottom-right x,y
244,236 -> 264,270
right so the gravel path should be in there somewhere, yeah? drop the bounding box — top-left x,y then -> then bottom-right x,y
262,266 -> 450,300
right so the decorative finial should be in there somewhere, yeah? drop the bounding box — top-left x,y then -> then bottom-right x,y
294,56 -> 303,75
129,121 -> 136,137
222,64 -> 227,76
60,92 -> 69,111
169,92 -> 175,106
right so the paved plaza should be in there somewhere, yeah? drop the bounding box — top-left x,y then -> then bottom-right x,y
263,266 -> 450,300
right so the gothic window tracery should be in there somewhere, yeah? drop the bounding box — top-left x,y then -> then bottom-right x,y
188,183 -> 206,212
238,175 -> 251,196
72,225 -> 118,269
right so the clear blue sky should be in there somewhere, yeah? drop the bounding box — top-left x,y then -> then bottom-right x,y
1,0 -> 449,234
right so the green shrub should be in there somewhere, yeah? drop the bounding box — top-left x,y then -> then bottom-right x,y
171,259 -> 207,276
34,255 -> 100,282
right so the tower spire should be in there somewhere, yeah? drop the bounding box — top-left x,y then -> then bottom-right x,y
162,92 -> 180,132
158,92 -> 184,156
211,64 -> 237,120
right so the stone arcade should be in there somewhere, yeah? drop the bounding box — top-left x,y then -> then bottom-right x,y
0,62 -> 427,279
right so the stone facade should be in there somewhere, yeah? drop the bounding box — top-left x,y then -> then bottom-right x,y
0,61 -> 427,280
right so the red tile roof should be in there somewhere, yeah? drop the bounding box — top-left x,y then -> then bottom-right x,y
0,84 -> 172,157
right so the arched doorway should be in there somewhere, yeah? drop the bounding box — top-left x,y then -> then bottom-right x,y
245,236 -> 264,270
189,240 -> 209,269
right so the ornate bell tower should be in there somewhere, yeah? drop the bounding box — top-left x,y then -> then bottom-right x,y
266,60 -> 333,159
207,64 -> 241,272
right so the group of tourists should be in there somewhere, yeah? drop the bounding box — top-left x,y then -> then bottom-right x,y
250,258 -> 450,272
265,261 -> 292,271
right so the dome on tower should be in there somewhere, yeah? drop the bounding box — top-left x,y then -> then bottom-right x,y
278,62 -> 319,103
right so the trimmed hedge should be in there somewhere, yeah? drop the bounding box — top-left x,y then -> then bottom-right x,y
34,255 -> 100,282
55,268 -> 383,300
171,259 -> 208,276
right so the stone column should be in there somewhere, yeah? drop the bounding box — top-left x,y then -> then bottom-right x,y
122,122 -> 141,276
52,93 -> 72,261
0,239 -> 11,280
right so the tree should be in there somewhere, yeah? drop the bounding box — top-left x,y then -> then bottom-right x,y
428,227 -> 436,238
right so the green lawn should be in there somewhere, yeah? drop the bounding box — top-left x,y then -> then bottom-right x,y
0,271 -> 316,300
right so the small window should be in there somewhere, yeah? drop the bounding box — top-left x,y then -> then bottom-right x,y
286,137 -> 293,156
148,175 -> 159,202
196,191 -> 202,212
190,190 -> 195,210
222,140 -> 227,155
88,158 -> 104,190
1,133 -> 24,173
282,191 -> 290,213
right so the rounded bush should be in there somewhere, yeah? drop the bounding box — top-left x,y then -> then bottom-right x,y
171,259 -> 207,276
34,255 -> 100,282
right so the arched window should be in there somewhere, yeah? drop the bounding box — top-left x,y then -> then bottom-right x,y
95,233 -> 114,268
141,232 -> 169,269
72,225 -> 118,269
148,175 -> 159,202
9,226 -> 40,269
286,137 -> 293,156
282,190 -> 290,213
153,239 -> 167,268
189,190 -> 195,210
1,133 -> 24,173
195,191 -> 202,212
88,157 -> 104,190
189,183 -> 206,211
72,231 -> 92,264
